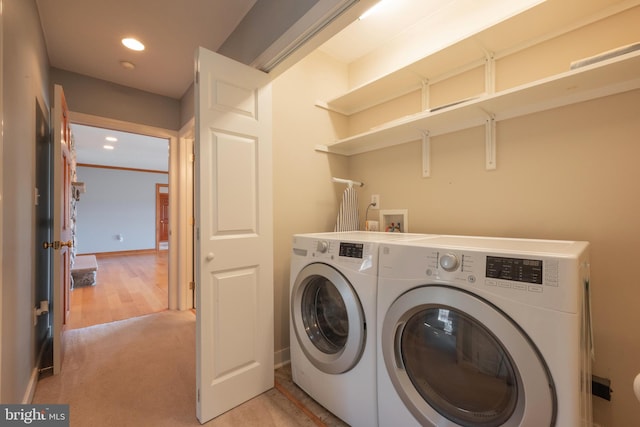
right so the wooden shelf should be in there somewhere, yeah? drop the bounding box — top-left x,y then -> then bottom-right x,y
317,49 -> 640,157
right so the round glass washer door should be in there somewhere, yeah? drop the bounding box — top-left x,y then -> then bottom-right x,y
291,263 -> 365,374
382,286 -> 556,427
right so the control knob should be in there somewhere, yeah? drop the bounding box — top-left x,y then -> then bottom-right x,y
316,240 -> 329,253
440,253 -> 459,272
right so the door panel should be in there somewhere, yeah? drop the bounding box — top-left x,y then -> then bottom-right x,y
195,48 -> 273,423
52,84 -> 73,375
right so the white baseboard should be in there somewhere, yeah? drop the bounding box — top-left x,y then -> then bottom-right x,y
22,367 -> 39,404
274,347 -> 290,369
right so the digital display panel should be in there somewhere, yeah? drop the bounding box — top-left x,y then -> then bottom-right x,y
339,242 -> 364,259
486,256 -> 543,284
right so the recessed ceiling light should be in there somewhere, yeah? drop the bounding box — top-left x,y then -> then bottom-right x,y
122,37 -> 145,51
103,145 -> 115,150
105,136 -> 118,142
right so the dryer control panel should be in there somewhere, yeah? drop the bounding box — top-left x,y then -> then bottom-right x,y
485,256 -> 543,285
294,238 -> 377,273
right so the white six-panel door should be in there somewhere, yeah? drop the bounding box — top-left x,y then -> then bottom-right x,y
195,47 -> 274,423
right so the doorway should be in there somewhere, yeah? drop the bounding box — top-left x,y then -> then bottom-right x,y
68,121 -> 172,329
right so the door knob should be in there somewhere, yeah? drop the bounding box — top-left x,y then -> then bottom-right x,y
42,240 -> 73,250
206,253 -> 215,261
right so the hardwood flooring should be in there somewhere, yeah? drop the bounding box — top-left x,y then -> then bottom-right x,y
67,251 -> 168,330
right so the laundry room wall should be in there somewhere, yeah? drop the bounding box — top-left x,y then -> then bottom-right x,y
271,49 -> 349,364
337,6 -> 640,426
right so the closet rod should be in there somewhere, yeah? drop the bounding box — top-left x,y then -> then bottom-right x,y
332,177 -> 364,188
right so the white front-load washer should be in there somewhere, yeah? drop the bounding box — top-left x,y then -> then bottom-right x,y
290,231 -> 430,427
377,235 -> 593,427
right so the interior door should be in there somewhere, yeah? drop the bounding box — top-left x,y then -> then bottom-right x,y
159,193 -> 169,242
156,184 -> 170,247
195,47 -> 274,423
51,84 -> 73,375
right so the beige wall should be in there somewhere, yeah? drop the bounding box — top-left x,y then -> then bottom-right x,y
336,5 -> 640,427
271,3 -> 640,425
272,50 -> 350,361
349,88 -> 640,426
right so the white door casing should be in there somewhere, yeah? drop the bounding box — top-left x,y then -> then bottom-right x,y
195,47 -> 274,423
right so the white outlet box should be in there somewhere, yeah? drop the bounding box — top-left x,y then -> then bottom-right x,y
371,194 -> 380,209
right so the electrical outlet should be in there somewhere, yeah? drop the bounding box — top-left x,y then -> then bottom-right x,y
371,194 -> 380,209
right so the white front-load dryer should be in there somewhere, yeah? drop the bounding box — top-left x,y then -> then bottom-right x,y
290,231 -> 430,427
376,236 -> 593,427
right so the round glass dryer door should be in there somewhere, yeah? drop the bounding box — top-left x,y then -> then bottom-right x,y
382,286 -> 556,427
291,263 -> 365,374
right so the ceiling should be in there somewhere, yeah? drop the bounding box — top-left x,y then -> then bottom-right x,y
40,0 -> 434,172
71,124 -> 169,172
36,0 -> 258,100
40,0 -> 538,172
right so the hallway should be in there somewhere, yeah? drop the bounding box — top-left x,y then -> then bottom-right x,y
33,310 -> 347,426
67,251 -> 168,330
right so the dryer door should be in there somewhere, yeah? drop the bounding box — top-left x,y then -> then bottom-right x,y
382,286 -> 556,427
291,263 -> 365,374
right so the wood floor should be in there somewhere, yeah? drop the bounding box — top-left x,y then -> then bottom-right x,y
67,251 -> 168,330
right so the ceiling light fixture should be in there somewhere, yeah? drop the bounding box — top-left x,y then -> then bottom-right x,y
103,145 -> 115,150
122,37 -> 145,51
105,136 -> 118,142
120,60 -> 136,70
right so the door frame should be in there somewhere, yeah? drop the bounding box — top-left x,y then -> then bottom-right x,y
69,111 -> 192,311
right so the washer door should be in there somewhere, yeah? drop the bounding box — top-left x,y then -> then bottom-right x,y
382,286 -> 556,427
291,263 -> 365,374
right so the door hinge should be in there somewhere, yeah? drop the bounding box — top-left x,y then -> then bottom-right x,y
195,71 -> 200,85
197,389 -> 200,402
189,281 -> 195,290
197,227 -> 200,240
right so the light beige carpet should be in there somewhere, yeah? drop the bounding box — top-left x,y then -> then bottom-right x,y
33,310 -> 342,427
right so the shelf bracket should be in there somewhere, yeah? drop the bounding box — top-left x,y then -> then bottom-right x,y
421,130 -> 431,178
484,51 -> 496,95
484,114 -> 497,171
421,79 -> 430,111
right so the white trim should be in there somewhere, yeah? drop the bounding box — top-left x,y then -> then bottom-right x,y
177,118 -> 195,310
22,368 -> 39,404
274,348 -> 291,369
68,112 -> 181,310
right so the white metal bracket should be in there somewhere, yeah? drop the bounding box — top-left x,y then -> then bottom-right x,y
421,131 -> 431,178
484,51 -> 496,95
421,79 -> 430,111
485,114 -> 497,170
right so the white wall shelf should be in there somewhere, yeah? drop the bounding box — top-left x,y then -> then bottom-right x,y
316,49 -> 640,157
319,0 -> 640,116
